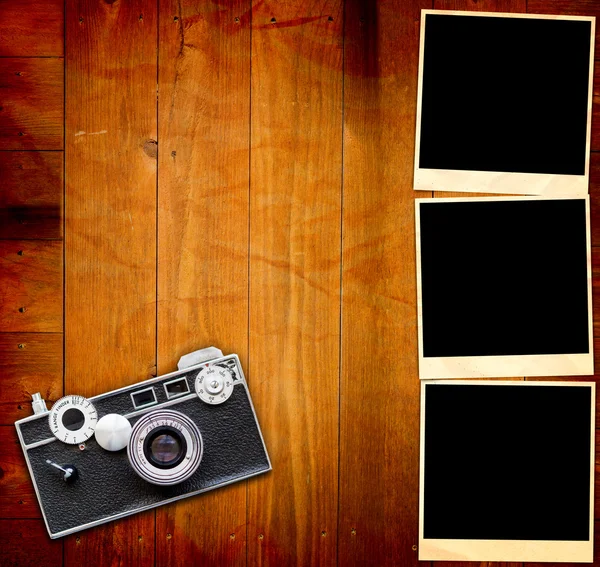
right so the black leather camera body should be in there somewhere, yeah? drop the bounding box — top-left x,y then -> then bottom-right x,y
15,348 -> 271,539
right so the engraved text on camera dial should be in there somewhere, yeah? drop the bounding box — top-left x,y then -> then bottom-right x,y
49,395 -> 98,444
195,365 -> 234,405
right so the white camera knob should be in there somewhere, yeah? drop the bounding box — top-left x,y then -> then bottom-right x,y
95,414 -> 132,451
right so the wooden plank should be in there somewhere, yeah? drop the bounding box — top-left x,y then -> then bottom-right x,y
0,332 -> 62,425
0,152 -> 63,240
593,246 -> 600,338
64,512 -> 155,567
0,519 -> 62,567
155,1 -> 250,565
0,427 -> 40,518
528,0 -> 600,61
589,152 -> 600,246
593,66 -> 599,153
435,0 -> 526,10
248,1 -> 342,565
0,0 -> 64,57
339,1 -> 431,566
0,240 -> 62,333
64,0 -> 157,564
0,58 -> 64,150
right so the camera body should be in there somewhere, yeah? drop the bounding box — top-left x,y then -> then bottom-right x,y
15,348 -> 271,539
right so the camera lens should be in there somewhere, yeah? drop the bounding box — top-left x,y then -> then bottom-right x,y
128,409 -> 203,485
62,408 -> 85,431
143,427 -> 187,469
151,435 -> 180,463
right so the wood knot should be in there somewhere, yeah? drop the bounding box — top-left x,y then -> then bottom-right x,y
143,139 -> 158,159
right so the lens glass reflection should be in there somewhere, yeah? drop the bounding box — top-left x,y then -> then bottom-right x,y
150,433 -> 182,465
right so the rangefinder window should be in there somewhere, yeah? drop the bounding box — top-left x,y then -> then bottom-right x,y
130,387 -> 157,409
164,377 -> 190,399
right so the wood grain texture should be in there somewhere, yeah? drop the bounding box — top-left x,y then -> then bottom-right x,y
248,1 -> 342,565
0,427 -> 40,518
435,0 -> 526,10
0,519 -> 62,567
528,0 -> 600,60
0,58 -> 64,150
64,512 -> 155,567
155,1 -> 250,564
65,0 -> 157,564
589,152 -> 600,246
593,66 -> 600,154
339,1 -> 430,566
593,247 -> 600,338
0,0 -> 64,57
0,332 -> 62,425
0,152 -> 63,240
0,240 -> 62,332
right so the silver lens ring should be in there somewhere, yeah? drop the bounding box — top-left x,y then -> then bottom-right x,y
127,409 -> 203,486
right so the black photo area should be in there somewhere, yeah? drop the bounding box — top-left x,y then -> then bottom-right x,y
419,15 -> 591,175
419,199 -> 589,357
423,384 -> 592,541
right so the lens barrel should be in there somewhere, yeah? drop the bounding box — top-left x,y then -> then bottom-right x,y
127,409 -> 203,485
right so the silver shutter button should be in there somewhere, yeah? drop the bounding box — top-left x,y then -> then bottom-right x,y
95,414 -> 132,451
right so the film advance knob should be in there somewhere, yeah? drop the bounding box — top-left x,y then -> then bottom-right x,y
95,414 -> 132,451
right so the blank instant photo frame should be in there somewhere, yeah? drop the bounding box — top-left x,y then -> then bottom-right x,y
414,11 -> 595,196
419,381 -> 596,562
415,196 -> 593,379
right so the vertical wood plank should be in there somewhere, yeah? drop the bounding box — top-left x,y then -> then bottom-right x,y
248,1 -> 343,565
0,0 -> 64,57
0,427 -> 40,518
435,0 -> 526,10
0,152 -> 63,240
339,1 -> 430,565
0,332 -> 62,424
156,1 -> 251,565
0,58 -> 64,151
65,1 -> 157,565
0,240 -> 63,333
0,519 -> 63,567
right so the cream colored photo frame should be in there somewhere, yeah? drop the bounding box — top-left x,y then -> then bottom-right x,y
413,10 -> 596,196
415,196 -> 594,379
418,380 -> 596,563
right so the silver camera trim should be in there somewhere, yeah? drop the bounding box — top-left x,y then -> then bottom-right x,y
14,353 -> 272,539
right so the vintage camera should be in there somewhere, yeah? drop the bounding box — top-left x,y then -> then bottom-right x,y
15,347 -> 271,539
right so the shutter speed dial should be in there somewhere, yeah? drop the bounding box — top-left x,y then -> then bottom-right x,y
49,395 -> 98,444
195,366 -> 234,405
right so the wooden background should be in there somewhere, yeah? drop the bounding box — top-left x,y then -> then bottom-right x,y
1,0 -> 599,566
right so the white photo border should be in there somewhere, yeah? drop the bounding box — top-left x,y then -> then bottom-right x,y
415,195 -> 594,379
418,380 -> 596,563
413,10 -> 596,196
